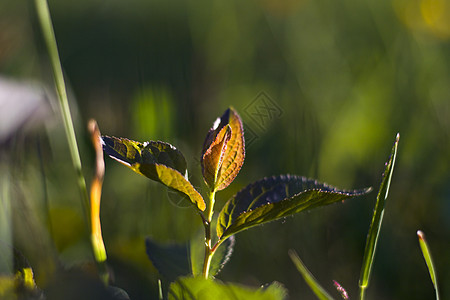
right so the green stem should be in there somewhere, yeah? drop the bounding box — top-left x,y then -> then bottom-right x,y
34,0 -> 106,283
360,286 -> 366,300
34,0 -> 90,216
202,190 -> 216,278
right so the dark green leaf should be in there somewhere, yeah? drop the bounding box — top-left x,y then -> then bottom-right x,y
106,286 -> 131,300
201,108 -> 245,191
102,136 -> 205,211
217,175 -> 371,241
168,277 -> 287,300
145,237 -> 191,283
359,134 -> 399,293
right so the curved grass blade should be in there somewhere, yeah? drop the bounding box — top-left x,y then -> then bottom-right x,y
88,120 -> 108,284
102,136 -> 205,211
217,175 -> 370,241
417,230 -> 440,300
358,133 -> 399,299
288,250 -> 334,300
201,107 -> 245,191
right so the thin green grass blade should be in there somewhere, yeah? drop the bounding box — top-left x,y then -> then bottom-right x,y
288,250 -> 334,300
417,230 -> 440,300
358,133 -> 399,299
158,279 -> 163,300
34,0 -> 90,216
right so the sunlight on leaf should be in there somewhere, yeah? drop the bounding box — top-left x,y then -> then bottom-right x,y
102,136 -> 187,177
0,267 -> 41,299
217,175 -> 370,241
201,107 -> 245,191
169,277 -> 287,300
102,136 -> 205,211
201,125 -> 231,190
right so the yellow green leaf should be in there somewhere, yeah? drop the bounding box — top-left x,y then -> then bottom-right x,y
102,136 -> 205,211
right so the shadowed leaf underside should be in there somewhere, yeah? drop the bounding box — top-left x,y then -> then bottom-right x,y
217,175 -> 371,240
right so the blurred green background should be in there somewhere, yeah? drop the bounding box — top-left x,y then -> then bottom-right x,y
1,0 -> 449,299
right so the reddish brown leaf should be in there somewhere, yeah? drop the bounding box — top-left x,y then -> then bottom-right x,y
201,125 -> 232,189
201,108 -> 245,191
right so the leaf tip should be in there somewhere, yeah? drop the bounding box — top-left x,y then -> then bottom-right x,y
394,133 -> 400,149
417,230 -> 425,240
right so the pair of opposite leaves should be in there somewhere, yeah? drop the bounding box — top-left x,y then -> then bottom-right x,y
101,108 -> 244,212
102,108 -> 369,241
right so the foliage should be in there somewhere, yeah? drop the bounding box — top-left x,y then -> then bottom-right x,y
1,0 -> 447,298
168,277 -> 287,300
102,107 -> 370,298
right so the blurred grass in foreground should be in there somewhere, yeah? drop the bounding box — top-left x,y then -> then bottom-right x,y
0,0 -> 449,298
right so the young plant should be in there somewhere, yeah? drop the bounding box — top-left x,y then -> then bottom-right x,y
102,107 -> 370,293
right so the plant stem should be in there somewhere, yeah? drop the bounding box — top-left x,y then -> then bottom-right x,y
202,190 -> 216,278
35,0 -> 104,281
35,0 -> 90,217
360,286 -> 367,300
359,134 -> 399,299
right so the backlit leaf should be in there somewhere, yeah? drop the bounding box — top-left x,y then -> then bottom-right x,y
201,108 -> 245,191
102,136 -> 205,211
201,125 -> 231,189
168,277 -> 287,300
217,175 -> 370,241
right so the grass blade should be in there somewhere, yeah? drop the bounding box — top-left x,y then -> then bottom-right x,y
34,0 -> 90,224
289,250 -> 334,300
358,133 -> 399,299
417,230 -> 440,300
